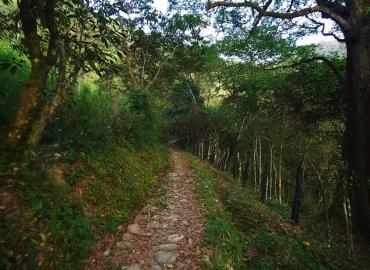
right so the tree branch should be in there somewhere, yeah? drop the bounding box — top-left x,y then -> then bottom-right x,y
246,0 -> 273,40
305,15 -> 345,42
206,1 -> 349,29
19,0 -> 44,60
266,56 -> 344,84
45,0 -> 59,65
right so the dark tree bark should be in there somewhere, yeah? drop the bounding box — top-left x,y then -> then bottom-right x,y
4,0 -> 59,147
291,164 -> 303,224
241,159 -> 249,187
342,1 -> 370,240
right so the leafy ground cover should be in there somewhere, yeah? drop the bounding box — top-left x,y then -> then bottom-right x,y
187,154 -> 370,270
0,144 -> 170,269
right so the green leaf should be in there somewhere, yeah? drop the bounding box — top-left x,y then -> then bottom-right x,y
0,62 -> 11,70
10,65 -> 17,74
1,0 -> 13,5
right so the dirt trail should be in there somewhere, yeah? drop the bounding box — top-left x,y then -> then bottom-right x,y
85,150 -> 206,270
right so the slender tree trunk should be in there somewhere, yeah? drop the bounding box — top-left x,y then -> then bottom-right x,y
253,139 -> 257,190
223,148 -> 230,171
207,135 -> 212,162
269,145 -> 273,200
278,142 -> 283,203
342,9 -> 370,241
260,162 -> 268,203
258,136 -> 262,186
273,162 -> 278,199
291,163 -> 303,224
241,158 -> 249,187
237,151 -> 242,181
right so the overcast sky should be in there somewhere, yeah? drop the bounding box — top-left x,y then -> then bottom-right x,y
152,0 -> 338,46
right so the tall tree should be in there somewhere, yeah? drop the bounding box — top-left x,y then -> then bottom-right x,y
206,0 -> 370,241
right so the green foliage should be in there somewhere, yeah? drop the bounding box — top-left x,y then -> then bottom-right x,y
75,143 -> 170,233
0,41 -> 29,129
248,229 -> 333,270
0,144 -> 169,269
188,153 -> 244,269
10,167 -> 94,269
45,83 -> 161,148
187,154 -> 352,270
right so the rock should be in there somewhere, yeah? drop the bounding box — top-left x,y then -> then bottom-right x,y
128,224 -> 140,235
148,220 -> 161,229
116,241 -> 133,251
167,234 -> 184,243
154,251 -> 177,264
166,214 -> 178,221
175,262 -> 186,270
103,249 -> 110,256
123,264 -> 141,270
122,233 -> 132,241
134,215 -> 143,224
154,243 -> 178,251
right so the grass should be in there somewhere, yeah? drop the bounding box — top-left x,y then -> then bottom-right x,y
0,143 -> 170,270
185,153 -> 244,270
186,154 -> 370,270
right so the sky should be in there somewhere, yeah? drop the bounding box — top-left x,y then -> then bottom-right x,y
152,0 -> 339,46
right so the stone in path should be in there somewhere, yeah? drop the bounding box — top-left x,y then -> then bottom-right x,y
125,151 -> 206,269
167,234 -> 184,243
154,251 -> 177,264
123,264 -> 140,270
128,224 -> 140,235
154,243 -> 178,251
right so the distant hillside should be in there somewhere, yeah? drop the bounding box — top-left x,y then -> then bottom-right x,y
315,40 -> 346,57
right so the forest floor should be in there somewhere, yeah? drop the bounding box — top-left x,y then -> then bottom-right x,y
84,150 -> 207,270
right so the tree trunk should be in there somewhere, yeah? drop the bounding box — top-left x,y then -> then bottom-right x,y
278,142 -> 283,203
4,0 -> 58,148
260,161 -> 269,203
241,158 -> 249,187
291,164 -> 303,224
27,49 -> 67,146
342,7 -> 370,241
5,61 -> 49,145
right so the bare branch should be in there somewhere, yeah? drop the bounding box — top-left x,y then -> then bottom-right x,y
305,15 -> 345,42
206,1 -> 349,29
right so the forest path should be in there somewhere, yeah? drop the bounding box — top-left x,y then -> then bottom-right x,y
121,150 -> 206,270
84,150 -> 206,269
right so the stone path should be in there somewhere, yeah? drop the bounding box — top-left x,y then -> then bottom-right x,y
85,150 -> 206,270
122,151 -> 206,269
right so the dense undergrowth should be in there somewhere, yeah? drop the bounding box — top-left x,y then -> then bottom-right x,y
187,154 -> 370,270
0,42 -> 170,269
1,143 -> 169,269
